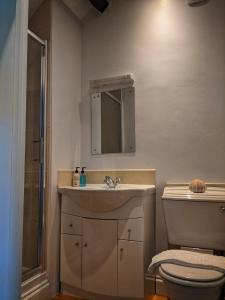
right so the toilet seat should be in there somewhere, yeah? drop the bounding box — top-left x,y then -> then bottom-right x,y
161,263 -> 224,282
159,264 -> 225,288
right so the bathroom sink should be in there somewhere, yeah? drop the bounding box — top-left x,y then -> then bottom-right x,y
58,184 -> 155,212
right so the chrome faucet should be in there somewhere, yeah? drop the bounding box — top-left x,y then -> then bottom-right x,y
104,176 -> 120,189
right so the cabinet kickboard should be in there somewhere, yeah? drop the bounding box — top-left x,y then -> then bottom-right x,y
52,294 -> 83,300
145,295 -> 169,300
53,294 -> 169,300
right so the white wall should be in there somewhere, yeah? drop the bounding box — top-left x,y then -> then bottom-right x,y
81,0 -> 225,251
48,0 -> 82,294
0,0 -> 28,299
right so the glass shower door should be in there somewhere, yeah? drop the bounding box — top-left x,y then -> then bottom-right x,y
22,32 -> 46,280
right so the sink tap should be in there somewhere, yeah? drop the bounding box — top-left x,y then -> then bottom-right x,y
104,176 -> 120,189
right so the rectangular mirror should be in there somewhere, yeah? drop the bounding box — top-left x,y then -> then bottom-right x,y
91,87 -> 135,154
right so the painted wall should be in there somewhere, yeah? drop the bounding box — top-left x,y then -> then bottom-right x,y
81,0 -> 225,251
0,0 -> 28,299
49,0 -> 82,294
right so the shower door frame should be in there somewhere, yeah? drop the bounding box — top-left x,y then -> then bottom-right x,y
22,29 -> 47,283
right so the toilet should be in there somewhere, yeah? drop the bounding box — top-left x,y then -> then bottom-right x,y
160,184 -> 225,300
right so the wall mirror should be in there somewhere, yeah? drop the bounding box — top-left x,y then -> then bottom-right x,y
91,75 -> 135,155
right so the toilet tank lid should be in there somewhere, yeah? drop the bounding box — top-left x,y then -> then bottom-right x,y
161,263 -> 224,282
162,185 -> 225,202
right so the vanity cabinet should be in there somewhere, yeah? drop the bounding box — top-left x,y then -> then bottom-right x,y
59,185 -> 155,299
118,218 -> 144,241
61,234 -> 82,288
61,213 -> 82,235
118,240 -> 144,298
61,217 -> 118,296
82,218 -> 118,296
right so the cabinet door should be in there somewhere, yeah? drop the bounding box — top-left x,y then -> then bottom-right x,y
118,218 -> 144,241
82,218 -> 117,296
61,213 -> 82,235
118,240 -> 144,298
60,234 -> 82,288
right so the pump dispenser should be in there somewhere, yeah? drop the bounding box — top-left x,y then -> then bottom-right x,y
80,167 -> 87,187
72,167 -> 80,187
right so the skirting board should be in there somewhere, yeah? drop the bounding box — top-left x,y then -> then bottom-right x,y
155,275 -> 168,297
145,274 -> 169,297
144,275 -> 155,296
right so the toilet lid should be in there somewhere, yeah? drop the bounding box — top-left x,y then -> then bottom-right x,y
162,185 -> 225,202
161,263 -> 224,282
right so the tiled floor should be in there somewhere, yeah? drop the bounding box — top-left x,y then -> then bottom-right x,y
53,294 -> 169,300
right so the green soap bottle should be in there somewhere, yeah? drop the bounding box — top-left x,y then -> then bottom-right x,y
80,167 -> 86,187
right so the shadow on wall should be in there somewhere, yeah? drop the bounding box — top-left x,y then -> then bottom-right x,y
0,0 -> 16,59
187,0 -> 210,7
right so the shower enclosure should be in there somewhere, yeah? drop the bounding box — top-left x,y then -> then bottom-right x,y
22,30 -> 47,281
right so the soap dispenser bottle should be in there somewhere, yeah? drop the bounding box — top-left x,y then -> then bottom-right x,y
80,167 -> 87,187
72,167 -> 80,187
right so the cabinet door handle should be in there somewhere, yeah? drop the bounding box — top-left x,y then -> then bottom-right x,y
69,223 -> 73,227
75,242 -> 79,246
32,139 -> 40,143
120,248 -> 124,252
84,243 -> 88,247
32,158 -> 40,162
127,229 -> 131,233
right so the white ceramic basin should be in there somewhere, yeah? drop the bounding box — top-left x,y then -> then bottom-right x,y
58,184 -> 155,212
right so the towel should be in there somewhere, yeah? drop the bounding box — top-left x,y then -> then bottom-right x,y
148,250 -> 225,274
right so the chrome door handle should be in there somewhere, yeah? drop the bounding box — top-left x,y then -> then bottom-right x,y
220,206 -> 225,212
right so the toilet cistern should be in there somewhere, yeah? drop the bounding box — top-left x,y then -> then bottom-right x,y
150,183 -> 225,300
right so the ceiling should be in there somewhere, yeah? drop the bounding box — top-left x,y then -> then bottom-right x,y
62,0 -> 93,20
29,0 -> 93,20
29,0 -> 45,18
